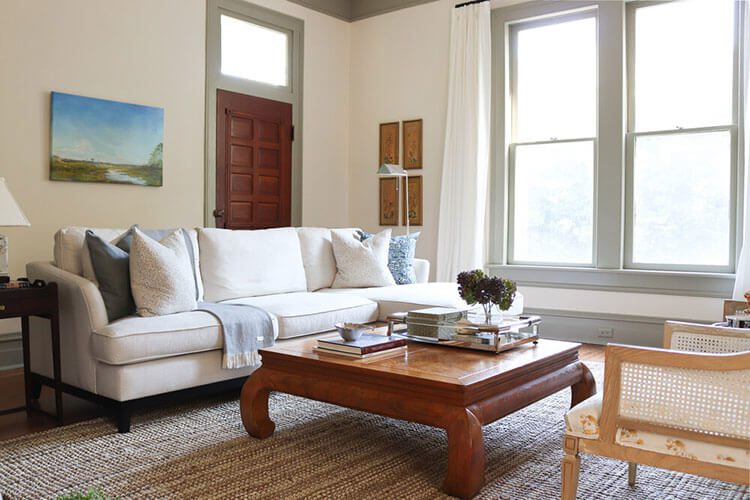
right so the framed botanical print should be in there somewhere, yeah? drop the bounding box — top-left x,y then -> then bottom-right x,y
379,122 -> 400,166
402,119 -> 422,170
379,177 -> 399,226
403,175 -> 423,226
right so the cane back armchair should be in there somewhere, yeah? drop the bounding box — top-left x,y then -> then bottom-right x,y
561,321 -> 750,499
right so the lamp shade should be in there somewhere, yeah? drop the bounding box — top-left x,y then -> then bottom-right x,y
377,164 -> 407,176
0,178 -> 30,227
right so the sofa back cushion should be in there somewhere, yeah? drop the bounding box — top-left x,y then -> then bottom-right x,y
297,227 -> 359,291
55,227 -> 127,276
199,227 -> 307,301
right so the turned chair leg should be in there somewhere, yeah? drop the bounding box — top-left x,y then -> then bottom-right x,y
561,436 -> 581,500
628,462 -> 637,487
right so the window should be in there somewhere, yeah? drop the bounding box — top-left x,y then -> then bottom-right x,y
626,0 -> 737,271
509,13 -> 597,265
490,0 -> 743,296
220,14 -> 289,87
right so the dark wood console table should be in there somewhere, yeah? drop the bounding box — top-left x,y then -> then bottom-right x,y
0,283 -> 62,424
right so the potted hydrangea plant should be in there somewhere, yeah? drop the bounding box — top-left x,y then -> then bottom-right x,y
457,269 -> 517,324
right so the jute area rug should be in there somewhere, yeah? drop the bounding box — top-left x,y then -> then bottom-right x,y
0,363 -> 747,499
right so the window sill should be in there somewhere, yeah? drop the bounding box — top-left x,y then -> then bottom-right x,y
485,264 -> 735,298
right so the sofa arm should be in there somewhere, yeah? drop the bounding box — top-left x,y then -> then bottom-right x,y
26,261 -> 107,393
414,258 -> 430,283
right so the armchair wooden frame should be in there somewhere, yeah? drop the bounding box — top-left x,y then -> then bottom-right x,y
561,341 -> 750,499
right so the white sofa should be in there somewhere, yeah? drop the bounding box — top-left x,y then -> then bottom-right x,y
26,226 -> 523,432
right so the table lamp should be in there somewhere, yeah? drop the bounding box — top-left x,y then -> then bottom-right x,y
377,164 -> 410,235
0,178 -> 30,281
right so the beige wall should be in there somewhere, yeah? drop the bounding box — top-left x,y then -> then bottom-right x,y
349,0 -> 452,278
0,0 -> 207,279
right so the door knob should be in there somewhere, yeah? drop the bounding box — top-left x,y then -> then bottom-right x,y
213,208 -> 225,218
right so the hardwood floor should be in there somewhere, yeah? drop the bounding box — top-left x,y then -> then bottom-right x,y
0,368 -> 100,441
0,344 -> 606,441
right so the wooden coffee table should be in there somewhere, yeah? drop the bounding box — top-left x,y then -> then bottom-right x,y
240,334 -> 595,499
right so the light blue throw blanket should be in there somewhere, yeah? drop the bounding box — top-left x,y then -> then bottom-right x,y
197,302 -> 275,369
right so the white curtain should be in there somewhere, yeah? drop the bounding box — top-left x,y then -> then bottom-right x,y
733,2 -> 750,299
435,1 -> 491,282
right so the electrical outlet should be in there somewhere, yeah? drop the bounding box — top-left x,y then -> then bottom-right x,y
598,328 -> 614,338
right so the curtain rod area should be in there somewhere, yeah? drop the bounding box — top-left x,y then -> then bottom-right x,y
455,0 -> 489,8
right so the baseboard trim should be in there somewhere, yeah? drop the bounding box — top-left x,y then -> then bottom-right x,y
523,308 -> 704,348
0,331 -> 22,371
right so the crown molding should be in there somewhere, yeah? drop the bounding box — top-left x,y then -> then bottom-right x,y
286,0 -> 439,22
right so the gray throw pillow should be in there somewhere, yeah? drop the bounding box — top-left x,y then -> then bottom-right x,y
85,230 -> 135,321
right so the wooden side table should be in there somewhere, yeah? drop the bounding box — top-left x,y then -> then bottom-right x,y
0,283 -> 62,424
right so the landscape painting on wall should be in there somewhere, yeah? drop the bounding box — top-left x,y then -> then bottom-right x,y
50,92 -> 164,186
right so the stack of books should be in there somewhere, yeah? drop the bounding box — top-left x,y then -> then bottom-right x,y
406,307 -> 467,340
316,333 -> 407,359
0,280 -> 33,289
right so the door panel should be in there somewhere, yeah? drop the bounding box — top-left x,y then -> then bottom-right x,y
216,89 -> 292,229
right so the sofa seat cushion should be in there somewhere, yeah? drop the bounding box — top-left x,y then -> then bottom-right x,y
221,292 -> 378,340
92,311 -> 280,365
566,394 -> 749,469
321,283 -> 525,321
319,283 -> 468,321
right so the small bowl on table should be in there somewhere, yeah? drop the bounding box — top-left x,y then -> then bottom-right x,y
334,322 -> 370,341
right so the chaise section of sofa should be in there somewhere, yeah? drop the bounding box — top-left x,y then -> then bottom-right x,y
26,225 -> 518,432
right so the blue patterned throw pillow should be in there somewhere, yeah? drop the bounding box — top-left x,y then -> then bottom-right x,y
357,230 -> 420,285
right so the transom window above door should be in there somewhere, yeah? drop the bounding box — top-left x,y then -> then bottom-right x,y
220,14 -> 289,87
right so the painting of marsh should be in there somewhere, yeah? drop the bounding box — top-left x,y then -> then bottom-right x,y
50,92 -> 164,186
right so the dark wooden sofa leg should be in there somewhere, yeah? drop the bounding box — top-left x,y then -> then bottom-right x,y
115,404 -> 131,433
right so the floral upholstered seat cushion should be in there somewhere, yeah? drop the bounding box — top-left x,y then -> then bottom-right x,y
565,395 -> 750,469
616,429 -> 749,469
564,394 -> 603,438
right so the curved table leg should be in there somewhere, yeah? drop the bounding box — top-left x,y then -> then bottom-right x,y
443,408 -> 485,499
240,367 -> 276,439
570,362 -> 596,408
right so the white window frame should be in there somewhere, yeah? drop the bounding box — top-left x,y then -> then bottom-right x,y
488,0 -> 745,298
507,9 -> 599,267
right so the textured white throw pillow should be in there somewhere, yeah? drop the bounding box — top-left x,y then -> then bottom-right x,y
130,228 -> 197,317
331,229 -> 396,288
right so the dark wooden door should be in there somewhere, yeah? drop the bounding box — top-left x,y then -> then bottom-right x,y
215,89 -> 292,229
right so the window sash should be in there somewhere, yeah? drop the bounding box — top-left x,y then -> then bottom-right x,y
218,9 -> 294,91
507,138 -> 598,266
623,125 -> 738,273
507,9 -> 598,267
508,9 -> 597,145
623,0 -> 741,273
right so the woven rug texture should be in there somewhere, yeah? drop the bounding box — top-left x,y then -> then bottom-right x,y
0,362 -> 748,499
